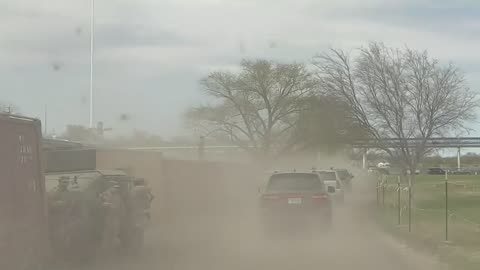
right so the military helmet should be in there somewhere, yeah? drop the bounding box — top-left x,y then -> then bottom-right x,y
58,176 -> 70,184
108,179 -> 120,190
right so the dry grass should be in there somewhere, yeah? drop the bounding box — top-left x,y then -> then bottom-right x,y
378,174 -> 480,269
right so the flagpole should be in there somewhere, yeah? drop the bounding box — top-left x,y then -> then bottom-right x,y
89,0 -> 95,128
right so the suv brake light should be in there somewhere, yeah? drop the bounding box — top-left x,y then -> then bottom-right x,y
262,195 -> 279,200
311,194 -> 328,202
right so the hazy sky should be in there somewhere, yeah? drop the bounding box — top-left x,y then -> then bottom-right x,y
2,0 -> 480,138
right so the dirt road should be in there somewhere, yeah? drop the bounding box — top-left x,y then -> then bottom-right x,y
87,174 -> 446,270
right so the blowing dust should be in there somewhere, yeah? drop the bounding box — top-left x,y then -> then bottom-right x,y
87,154 -> 445,270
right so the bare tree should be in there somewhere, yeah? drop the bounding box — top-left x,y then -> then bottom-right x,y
186,59 -> 317,156
292,95 -> 369,154
313,42 -> 478,180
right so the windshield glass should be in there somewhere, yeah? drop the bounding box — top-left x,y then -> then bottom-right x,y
266,173 -> 324,192
336,170 -> 349,180
45,172 -> 99,192
316,171 -> 337,181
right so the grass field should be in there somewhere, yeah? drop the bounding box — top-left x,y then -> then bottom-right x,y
376,174 -> 480,269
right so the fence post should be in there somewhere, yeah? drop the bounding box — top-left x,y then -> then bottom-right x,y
397,176 -> 401,225
445,177 -> 449,242
408,181 -> 412,232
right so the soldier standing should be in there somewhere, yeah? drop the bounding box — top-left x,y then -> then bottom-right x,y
48,176 -> 71,256
100,181 -> 124,251
132,178 -> 154,222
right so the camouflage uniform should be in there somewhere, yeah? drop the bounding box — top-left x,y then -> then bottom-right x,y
48,177 -> 72,254
100,183 -> 124,250
132,178 -> 154,225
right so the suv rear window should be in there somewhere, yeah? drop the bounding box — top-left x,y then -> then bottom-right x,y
316,171 -> 337,181
45,172 -> 99,192
336,170 -> 349,180
267,173 -> 324,192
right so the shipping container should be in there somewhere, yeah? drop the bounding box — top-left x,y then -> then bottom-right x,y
0,113 -> 50,269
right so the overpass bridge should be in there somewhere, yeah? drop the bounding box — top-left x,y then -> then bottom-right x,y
351,137 -> 480,169
43,137 -> 480,169
42,139 -> 247,161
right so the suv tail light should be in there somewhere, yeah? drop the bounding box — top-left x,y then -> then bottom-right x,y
311,194 -> 328,202
262,195 -> 280,200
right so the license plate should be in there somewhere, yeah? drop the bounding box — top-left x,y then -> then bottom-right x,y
288,198 -> 302,204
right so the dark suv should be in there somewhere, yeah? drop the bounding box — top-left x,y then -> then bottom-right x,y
427,167 -> 446,175
259,172 -> 333,234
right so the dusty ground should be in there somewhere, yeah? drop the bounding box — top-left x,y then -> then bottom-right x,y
83,172 -> 446,270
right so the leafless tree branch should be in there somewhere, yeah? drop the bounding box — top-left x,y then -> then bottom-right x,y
313,42 -> 479,177
187,59 -> 316,156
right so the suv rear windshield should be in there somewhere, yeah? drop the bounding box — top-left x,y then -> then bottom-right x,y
267,173 -> 324,192
336,170 -> 349,180
316,171 -> 337,181
45,172 -> 99,192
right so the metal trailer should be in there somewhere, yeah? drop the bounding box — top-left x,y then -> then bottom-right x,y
0,113 -> 50,269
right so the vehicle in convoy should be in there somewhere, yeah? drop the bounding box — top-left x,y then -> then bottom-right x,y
45,169 -> 148,260
370,166 -> 390,175
427,167 -> 446,175
314,170 -> 345,203
259,172 -> 332,235
406,169 -> 421,175
377,161 -> 391,169
448,168 -> 472,175
0,113 -> 50,270
334,168 -> 354,192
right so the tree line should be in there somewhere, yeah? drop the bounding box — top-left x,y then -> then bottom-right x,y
186,42 -> 478,175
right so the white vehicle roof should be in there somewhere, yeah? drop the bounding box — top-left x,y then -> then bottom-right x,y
324,180 -> 338,183
313,170 -> 339,181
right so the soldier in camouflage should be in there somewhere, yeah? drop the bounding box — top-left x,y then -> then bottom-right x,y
100,181 -> 124,251
132,178 -> 154,224
48,176 -> 71,256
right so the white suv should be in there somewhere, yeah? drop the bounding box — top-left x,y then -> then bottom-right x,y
313,170 -> 345,204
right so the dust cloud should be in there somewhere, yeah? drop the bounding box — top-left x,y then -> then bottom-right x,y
79,155 -> 445,270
